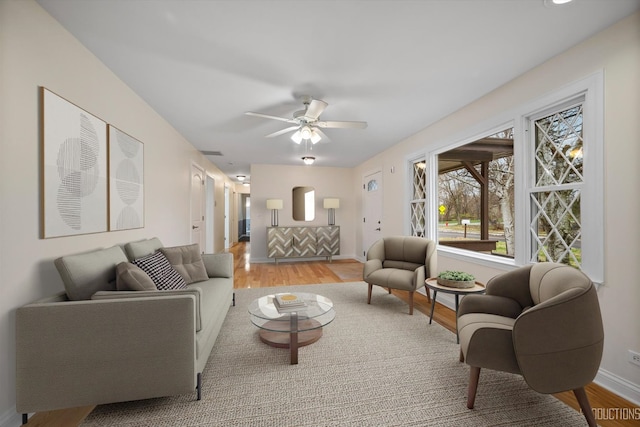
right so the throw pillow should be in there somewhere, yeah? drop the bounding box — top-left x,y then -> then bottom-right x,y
116,262 -> 157,291
132,251 -> 187,290
159,244 -> 209,284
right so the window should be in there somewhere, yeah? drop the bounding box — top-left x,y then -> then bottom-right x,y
419,73 -> 603,282
437,128 -> 514,257
410,159 -> 426,237
528,103 -> 583,267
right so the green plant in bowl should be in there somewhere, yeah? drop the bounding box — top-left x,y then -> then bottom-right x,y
437,271 -> 475,288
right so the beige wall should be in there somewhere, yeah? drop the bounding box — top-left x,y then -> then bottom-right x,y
250,164 -> 357,262
0,1 -> 237,422
354,12 -> 640,403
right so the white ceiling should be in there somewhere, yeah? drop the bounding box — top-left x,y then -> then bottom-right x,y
37,0 -> 639,184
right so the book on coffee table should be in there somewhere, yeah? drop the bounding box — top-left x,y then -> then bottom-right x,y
274,293 -> 307,312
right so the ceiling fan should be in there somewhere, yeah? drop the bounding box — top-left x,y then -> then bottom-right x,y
245,96 -> 367,144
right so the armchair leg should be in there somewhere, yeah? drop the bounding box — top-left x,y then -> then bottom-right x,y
367,283 -> 373,304
408,291 -> 414,315
573,387 -> 597,427
467,366 -> 481,409
196,372 -> 202,400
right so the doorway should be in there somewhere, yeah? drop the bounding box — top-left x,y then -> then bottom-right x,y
224,185 -> 230,250
238,194 -> 250,241
190,164 -> 205,250
205,174 -> 215,253
362,170 -> 383,258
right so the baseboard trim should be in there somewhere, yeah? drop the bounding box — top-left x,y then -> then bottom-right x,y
0,407 -> 23,427
594,368 -> 640,406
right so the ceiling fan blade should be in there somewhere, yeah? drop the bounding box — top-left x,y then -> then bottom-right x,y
303,99 -> 328,120
265,126 -> 299,138
316,120 -> 368,129
245,111 -> 296,123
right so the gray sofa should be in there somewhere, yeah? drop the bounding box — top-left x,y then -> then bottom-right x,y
16,237 -> 234,418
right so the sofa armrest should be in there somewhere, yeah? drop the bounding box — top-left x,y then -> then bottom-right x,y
486,265 -> 534,308
365,239 -> 385,261
92,288 -> 203,331
513,285 -> 604,393
413,265 -> 426,291
201,253 -> 233,278
424,239 -> 437,278
363,259 -> 383,280
16,295 -> 196,413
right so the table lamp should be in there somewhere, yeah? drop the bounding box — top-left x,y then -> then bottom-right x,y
266,199 -> 283,226
323,198 -> 340,226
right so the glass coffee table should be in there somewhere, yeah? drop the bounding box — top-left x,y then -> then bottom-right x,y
248,292 -> 335,364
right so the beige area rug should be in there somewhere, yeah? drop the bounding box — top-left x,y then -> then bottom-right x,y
82,282 -> 587,426
325,262 -> 364,281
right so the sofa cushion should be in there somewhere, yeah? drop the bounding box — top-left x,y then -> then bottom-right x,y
160,244 -> 209,284
132,252 -> 187,290
124,237 -> 164,261
116,262 -> 157,291
54,245 -> 128,300
365,268 -> 417,291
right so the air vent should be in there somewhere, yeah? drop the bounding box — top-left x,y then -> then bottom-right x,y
201,150 -> 223,156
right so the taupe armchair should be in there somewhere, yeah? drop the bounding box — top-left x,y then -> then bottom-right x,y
363,236 -> 436,315
457,263 -> 604,427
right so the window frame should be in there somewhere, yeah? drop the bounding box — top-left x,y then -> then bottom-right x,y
418,72 -> 604,283
409,157 -> 427,238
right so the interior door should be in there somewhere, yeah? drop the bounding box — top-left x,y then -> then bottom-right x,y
362,170 -> 383,258
205,174 -> 215,253
190,164 -> 205,251
224,185 -> 230,249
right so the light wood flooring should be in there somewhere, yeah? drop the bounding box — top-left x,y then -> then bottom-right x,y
25,242 -> 638,426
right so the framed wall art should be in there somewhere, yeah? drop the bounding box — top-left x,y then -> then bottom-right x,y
41,87 -> 108,238
108,125 -> 144,231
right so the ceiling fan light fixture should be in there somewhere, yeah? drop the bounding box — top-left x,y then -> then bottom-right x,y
544,0 -> 572,6
302,156 -> 315,165
291,130 -> 302,144
300,125 -> 312,140
310,130 -> 321,144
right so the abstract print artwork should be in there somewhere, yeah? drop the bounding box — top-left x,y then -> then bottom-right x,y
42,88 -> 107,238
108,126 -> 144,230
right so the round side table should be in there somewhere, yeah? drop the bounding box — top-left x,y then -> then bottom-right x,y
425,278 -> 485,343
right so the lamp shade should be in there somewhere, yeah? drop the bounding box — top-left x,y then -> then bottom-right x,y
323,198 -> 340,209
266,199 -> 283,210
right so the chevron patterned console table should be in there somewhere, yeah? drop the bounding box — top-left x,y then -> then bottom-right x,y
267,226 -> 340,263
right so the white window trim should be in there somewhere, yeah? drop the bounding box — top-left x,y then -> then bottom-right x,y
517,71 -> 604,284
407,155 -> 428,237
417,71 -> 604,282
404,152 -> 427,237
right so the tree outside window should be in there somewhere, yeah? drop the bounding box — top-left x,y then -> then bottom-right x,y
529,104 -> 583,267
437,128 -> 515,257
